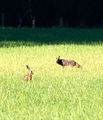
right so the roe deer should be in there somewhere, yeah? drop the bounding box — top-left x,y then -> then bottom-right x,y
56,56 -> 81,68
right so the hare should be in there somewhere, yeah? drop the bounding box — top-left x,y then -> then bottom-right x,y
56,56 -> 81,68
23,65 -> 33,81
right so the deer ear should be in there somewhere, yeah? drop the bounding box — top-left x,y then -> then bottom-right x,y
58,56 -> 60,59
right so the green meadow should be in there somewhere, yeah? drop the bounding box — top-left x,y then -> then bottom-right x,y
0,28 -> 103,120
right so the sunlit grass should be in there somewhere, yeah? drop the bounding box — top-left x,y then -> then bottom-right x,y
0,43 -> 103,120
0,28 -> 103,120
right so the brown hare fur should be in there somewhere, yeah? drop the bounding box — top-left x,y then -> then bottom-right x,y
56,56 -> 81,68
23,65 -> 33,81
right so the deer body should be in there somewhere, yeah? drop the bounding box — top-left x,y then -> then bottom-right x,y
56,56 -> 81,68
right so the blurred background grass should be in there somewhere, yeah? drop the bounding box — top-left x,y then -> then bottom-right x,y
0,27 -> 103,47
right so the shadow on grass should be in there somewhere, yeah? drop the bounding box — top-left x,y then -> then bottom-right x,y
0,27 -> 103,47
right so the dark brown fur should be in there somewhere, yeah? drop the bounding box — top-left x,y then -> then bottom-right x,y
23,65 -> 33,81
56,56 -> 81,68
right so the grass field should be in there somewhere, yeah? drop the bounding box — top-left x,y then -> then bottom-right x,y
0,28 -> 103,120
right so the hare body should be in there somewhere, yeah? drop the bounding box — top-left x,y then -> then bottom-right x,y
56,56 -> 81,68
23,65 -> 33,81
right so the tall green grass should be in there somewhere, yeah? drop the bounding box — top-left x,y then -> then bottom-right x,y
0,28 -> 103,120
0,27 -> 103,46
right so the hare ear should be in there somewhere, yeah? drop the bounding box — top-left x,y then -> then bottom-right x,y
26,65 -> 30,70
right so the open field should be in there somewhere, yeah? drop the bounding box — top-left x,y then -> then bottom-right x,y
0,28 -> 103,120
